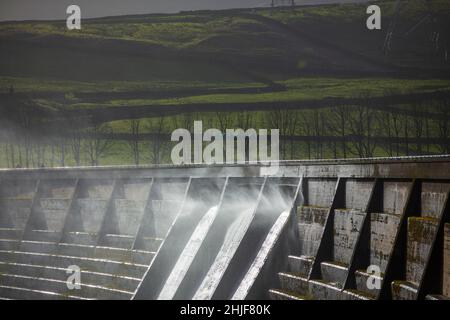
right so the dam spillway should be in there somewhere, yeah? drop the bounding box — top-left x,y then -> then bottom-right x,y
0,157 -> 449,300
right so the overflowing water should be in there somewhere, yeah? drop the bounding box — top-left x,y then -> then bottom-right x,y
158,205 -> 219,300
135,176 -> 302,300
193,207 -> 256,300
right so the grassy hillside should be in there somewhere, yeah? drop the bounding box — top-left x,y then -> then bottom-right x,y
0,0 -> 449,167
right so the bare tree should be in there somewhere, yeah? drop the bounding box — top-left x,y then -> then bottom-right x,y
69,132 -> 82,167
235,111 -> 255,131
300,111 -> 314,160
265,109 -> 292,159
147,117 -> 166,164
330,105 -> 351,158
59,138 -> 67,167
16,101 -> 33,167
411,101 -> 424,155
3,143 -> 10,168
216,112 -> 234,133
348,103 -> 378,158
182,112 -> 195,133
436,99 -> 450,154
311,110 -> 324,159
127,120 -> 141,166
378,111 -> 394,157
391,111 -> 403,156
84,124 -> 114,166
286,111 -> 300,159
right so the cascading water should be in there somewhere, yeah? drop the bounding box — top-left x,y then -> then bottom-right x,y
158,205 -> 219,300
193,207 -> 256,300
135,177 -> 302,300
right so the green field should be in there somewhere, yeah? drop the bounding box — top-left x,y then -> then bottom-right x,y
0,0 -> 449,167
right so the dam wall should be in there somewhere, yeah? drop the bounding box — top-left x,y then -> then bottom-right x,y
0,156 -> 448,300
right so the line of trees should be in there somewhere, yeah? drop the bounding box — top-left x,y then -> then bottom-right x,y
1,95 -> 449,168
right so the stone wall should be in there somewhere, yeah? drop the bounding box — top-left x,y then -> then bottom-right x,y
307,179 -> 336,208
297,206 -> 328,258
370,212 -> 400,273
406,217 -> 439,285
383,181 -> 410,215
333,209 -> 366,266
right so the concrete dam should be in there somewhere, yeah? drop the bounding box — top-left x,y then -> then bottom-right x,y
0,157 -> 449,300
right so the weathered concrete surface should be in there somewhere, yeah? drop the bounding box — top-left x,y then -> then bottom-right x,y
383,181 -> 410,215
278,272 -> 310,297
320,261 -> 348,288
40,198 -> 71,211
0,199 -> 32,229
333,209 -> 366,265
345,180 -> 373,211
2,156 -> 450,181
279,271 -> 343,300
370,212 -> 401,272
390,182 -> 449,300
425,294 -> 450,300
121,180 -> 152,201
0,250 -> 147,277
0,238 -> 154,299
37,209 -> 67,232
37,198 -> 71,231
0,165 -> 259,181
0,180 -> 36,199
112,199 -> 146,235
297,206 -> 328,258
406,217 -> 439,285
277,273 -> 372,300
64,232 -> 97,245
150,200 -> 183,238
135,237 -> 162,252
158,181 -> 189,200
102,234 -> 134,249
0,273 -> 132,300
40,180 -> 76,199
288,255 -> 313,277
268,288 -> 306,300
0,180 -> 36,231
307,179 -> 336,207
0,228 -> 21,240
0,240 -> 154,264
421,183 -> 450,219
0,259 -> 142,291
307,280 -> 342,300
444,224 -> 450,297
277,156 -> 450,179
82,181 -> 114,199
75,199 -> 108,233
0,157 -> 449,300
392,281 -> 419,300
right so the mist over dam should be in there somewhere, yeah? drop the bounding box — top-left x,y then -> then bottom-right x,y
0,156 -> 449,300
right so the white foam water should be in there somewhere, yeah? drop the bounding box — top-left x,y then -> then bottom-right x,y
158,205 -> 219,300
193,207 -> 255,300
